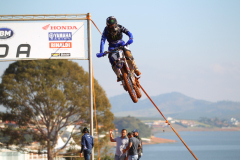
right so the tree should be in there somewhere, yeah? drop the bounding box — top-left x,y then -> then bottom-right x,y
0,60 -> 114,160
114,116 -> 151,138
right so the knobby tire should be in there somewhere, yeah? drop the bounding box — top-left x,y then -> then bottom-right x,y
123,72 -> 138,103
135,86 -> 142,98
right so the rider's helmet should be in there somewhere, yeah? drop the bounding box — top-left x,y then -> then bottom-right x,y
106,16 -> 118,32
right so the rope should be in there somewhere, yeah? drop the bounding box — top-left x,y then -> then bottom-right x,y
140,85 -> 198,160
92,67 -> 101,160
87,15 -> 102,35
88,15 -> 198,160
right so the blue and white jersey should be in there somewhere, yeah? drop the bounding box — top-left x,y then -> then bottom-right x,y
100,24 -> 133,53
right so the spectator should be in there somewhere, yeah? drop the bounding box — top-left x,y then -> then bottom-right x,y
80,127 -> 94,160
132,129 -> 143,160
110,129 -> 129,160
123,132 -> 141,160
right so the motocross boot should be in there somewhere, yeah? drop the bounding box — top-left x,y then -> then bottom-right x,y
124,50 -> 141,76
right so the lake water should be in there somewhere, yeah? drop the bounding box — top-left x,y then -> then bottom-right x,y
142,131 -> 240,160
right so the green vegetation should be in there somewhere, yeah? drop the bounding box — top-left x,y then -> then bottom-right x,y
0,60 -> 114,160
199,117 -> 235,128
114,116 -> 151,138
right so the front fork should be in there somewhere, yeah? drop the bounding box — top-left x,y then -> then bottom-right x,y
119,58 -> 136,91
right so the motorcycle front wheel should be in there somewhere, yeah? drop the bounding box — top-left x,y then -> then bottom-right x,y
135,86 -> 142,98
123,72 -> 138,103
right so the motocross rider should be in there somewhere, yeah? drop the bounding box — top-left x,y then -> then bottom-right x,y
97,16 -> 141,82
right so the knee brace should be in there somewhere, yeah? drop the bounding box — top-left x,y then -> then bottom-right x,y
123,48 -> 134,60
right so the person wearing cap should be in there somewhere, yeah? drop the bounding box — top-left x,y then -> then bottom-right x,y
109,129 -> 129,160
132,129 -> 143,160
80,127 -> 94,160
123,132 -> 141,160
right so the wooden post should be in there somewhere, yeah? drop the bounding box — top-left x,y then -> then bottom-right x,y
87,12 -> 94,160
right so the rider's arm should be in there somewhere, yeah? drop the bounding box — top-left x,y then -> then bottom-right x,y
126,31 -> 133,39
119,25 -> 133,45
119,25 -> 133,39
100,28 -> 107,53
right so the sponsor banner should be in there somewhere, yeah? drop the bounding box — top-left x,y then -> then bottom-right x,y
0,22 -> 85,60
49,42 -> 72,48
48,32 -> 72,41
51,53 -> 60,57
0,28 -> 14,39
60,53 -> 70,57
51,53 -> 71,57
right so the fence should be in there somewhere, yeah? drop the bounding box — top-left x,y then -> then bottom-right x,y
0,150 -> 84,160
0,150 -> 48,160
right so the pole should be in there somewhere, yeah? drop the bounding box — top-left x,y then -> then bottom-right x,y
87,12 -> 94,160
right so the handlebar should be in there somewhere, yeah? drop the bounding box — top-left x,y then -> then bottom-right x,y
97,45 -> 127,58
104,46 -> 125,54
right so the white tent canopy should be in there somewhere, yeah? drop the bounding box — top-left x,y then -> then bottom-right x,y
54,136 -> 66,150
54,134 -> 81,151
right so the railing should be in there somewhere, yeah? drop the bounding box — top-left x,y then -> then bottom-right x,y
56,155 -> 81,160
0,14 -> 87,21
0,151 -> 47,160
0,151 -> 81,160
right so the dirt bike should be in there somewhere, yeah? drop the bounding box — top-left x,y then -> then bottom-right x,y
97,46 -> 141,103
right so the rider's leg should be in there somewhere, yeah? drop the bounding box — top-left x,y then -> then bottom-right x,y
108,52 -> 122,82
112,65 -> 122,82
123,47 -> 141,76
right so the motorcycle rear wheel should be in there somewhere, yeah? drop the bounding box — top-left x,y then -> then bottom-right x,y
123,72 -> 138,103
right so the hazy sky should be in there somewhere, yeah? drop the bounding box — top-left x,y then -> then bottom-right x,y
0,0 -> 240,102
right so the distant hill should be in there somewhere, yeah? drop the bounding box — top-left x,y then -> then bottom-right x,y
109,92 -> 240,120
